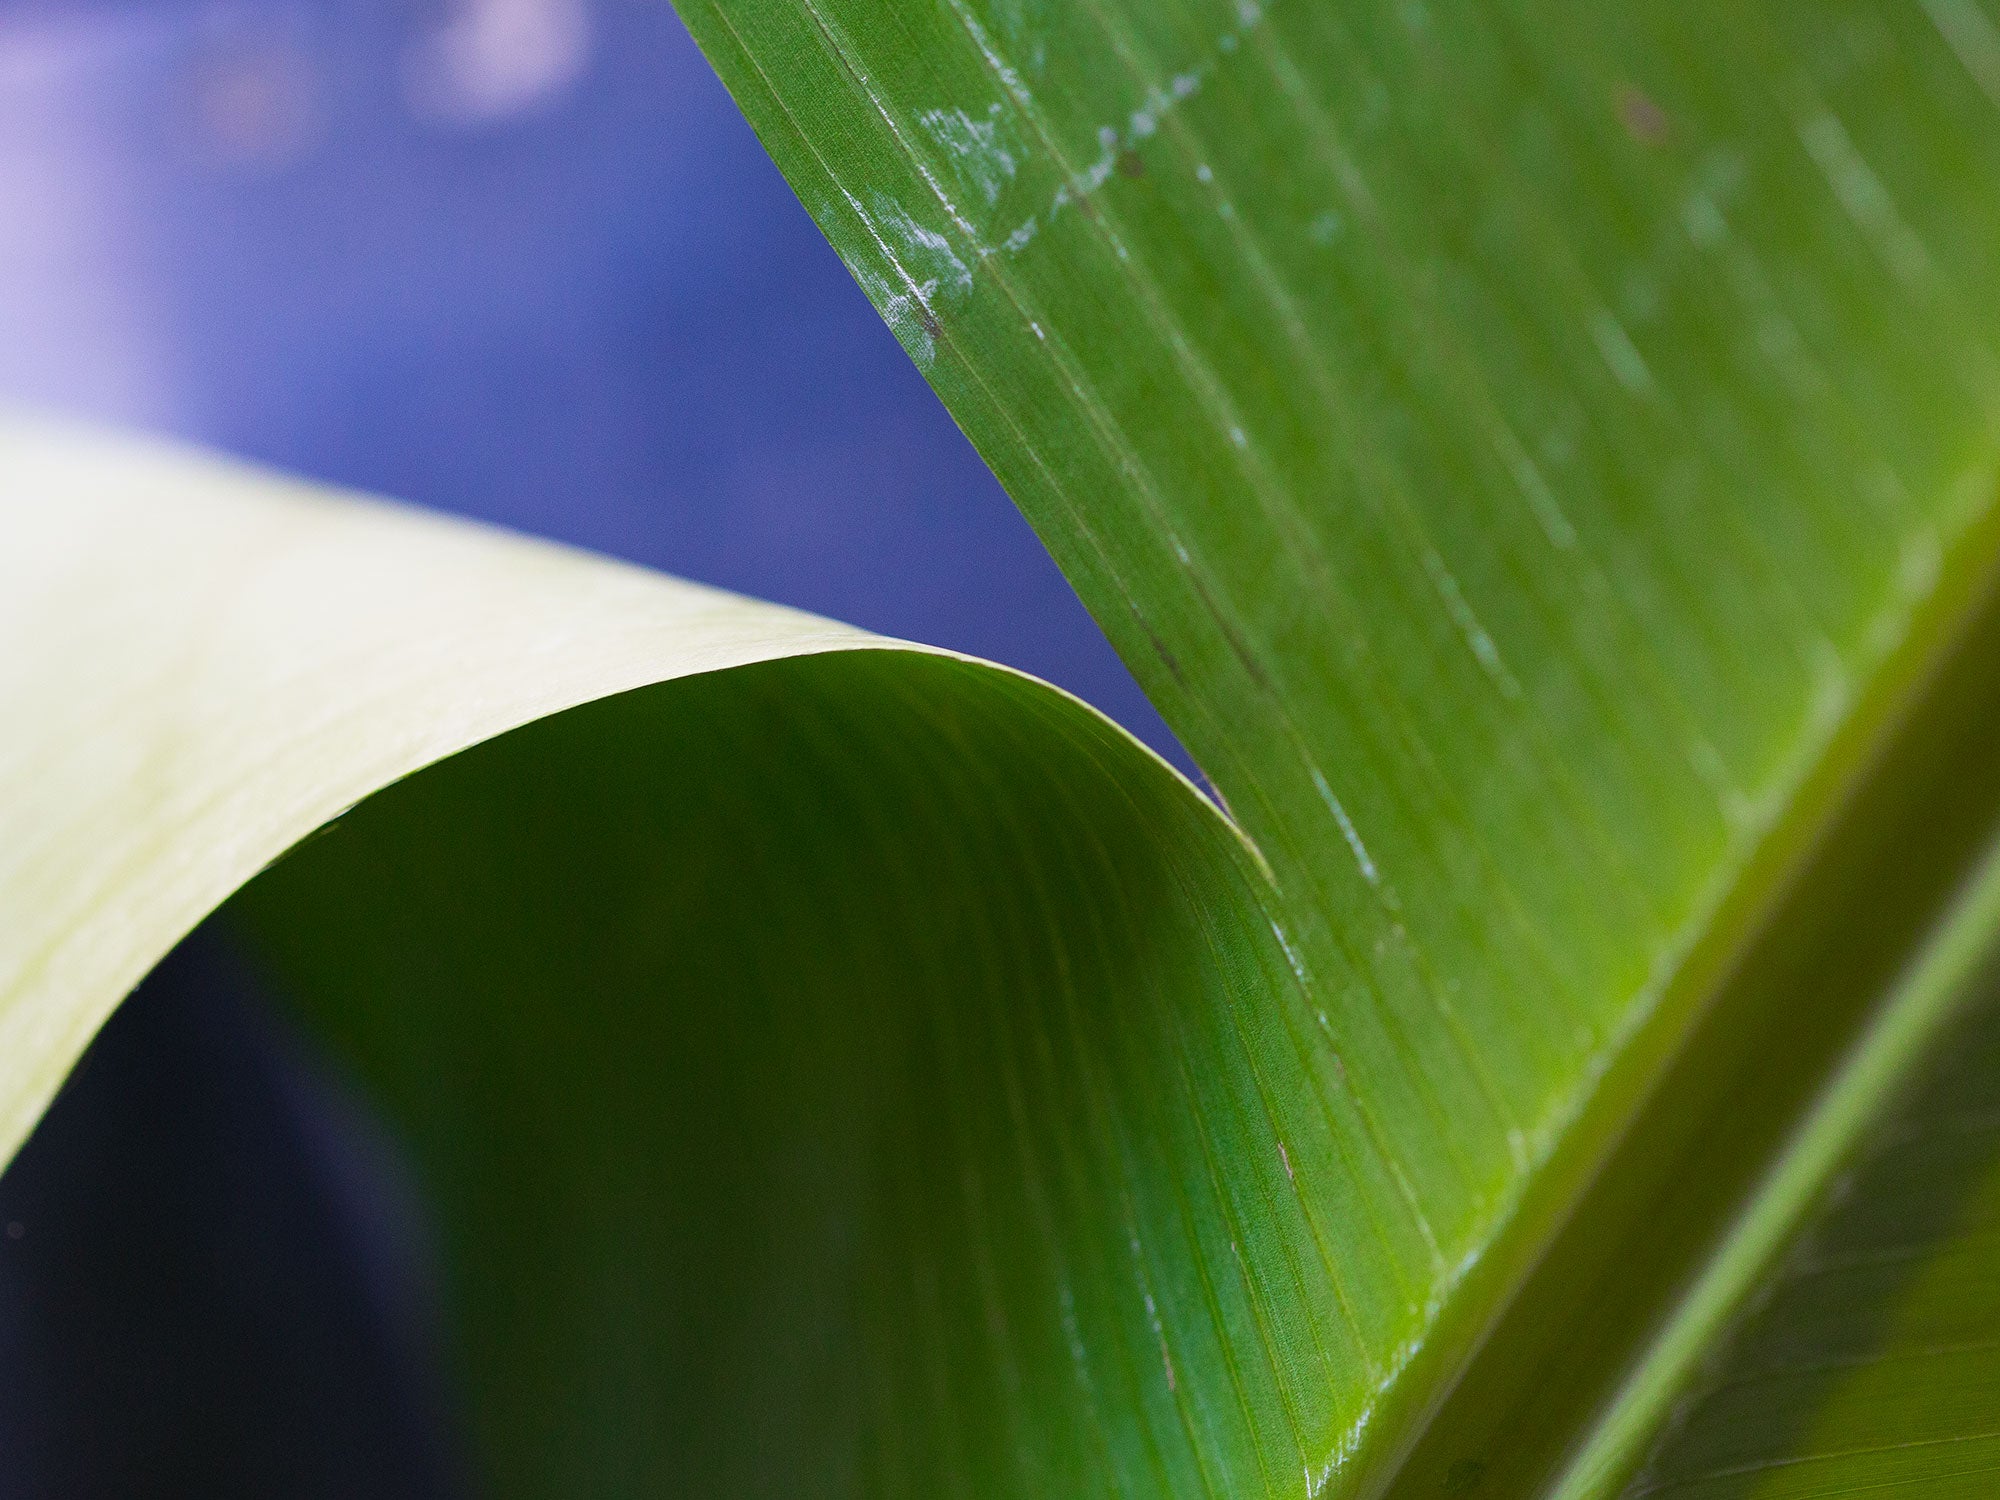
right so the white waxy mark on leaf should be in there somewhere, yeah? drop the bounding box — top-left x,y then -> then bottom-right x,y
1055,1278 -> 1094,1390
991,0 -> 1048,74
846,191 -> 978,369
1269,918 -> 1313,990
1308,209 -> 1342,246
1796,108 -> 1933,287
918,102 -> 1018,207
1681,149 -> 1747,252
1686,739 -> 1754,833
1493,423 -> 1577,552
857,268 -> 940,367
1127,1227 -> 1178,1394
999,2 -> 1273,250
1311,769 -> 1380,888
1922,0 -> 2000,111
1682,191 -> 1727,247
1897,525 -> 1943,603
1806,637 -> 1852,736
873,194 -> 973,297
1588,308 -> 1656,395
1422,551 -> 1522,698
902,0 -> 1279,365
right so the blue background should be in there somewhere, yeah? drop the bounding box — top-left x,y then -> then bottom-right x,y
0,2 -> 1187,1491
0,0 -> 1182,762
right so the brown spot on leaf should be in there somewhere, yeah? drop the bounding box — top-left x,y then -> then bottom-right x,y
1116,148 -> 1146,179
918,307 -> 942,340
1617,86 -> 1669,145
1444,1457 -> 1487,1494
1139,618 -> 1187,688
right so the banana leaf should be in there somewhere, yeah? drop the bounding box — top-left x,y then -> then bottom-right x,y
7,1 -> 2000,1495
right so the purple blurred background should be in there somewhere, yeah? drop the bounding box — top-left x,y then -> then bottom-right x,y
0,0 -> 1182,751
0,3 -> 1186,1492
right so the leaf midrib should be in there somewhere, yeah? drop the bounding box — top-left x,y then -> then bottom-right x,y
1358,467 -> 2000,1500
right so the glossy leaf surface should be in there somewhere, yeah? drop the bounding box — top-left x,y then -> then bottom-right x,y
671,0 -> 2000,1492
7,1 -> 2000,1496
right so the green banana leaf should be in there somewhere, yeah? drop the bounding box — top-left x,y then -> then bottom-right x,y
7,0 -> 2000,1495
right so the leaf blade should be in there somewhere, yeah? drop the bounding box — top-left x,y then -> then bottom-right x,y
670,0 -> 2000,1490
